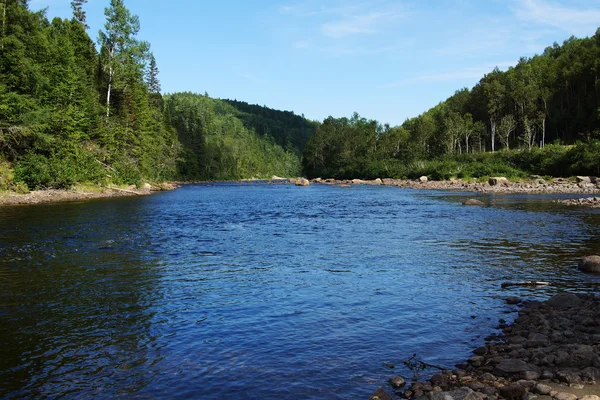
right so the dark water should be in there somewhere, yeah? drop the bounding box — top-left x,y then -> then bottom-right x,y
1,184 -> 600,399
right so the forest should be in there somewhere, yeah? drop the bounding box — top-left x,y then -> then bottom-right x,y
1,0 -> 600,192
304,31 -> 600,180
0,0 -> 304,191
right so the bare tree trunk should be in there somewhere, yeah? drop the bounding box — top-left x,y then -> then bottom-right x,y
1,0 -> 6,50
490,119 -> 496,152
105,48 -> 114,118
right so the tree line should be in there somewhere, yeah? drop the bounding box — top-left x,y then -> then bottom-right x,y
304,29 -> 600,179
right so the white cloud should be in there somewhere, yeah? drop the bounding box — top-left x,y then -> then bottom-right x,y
514,0 -> 600,36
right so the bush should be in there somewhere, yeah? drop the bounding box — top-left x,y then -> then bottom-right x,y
14,146 -> 105,189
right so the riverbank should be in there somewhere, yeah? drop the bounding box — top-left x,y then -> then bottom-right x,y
373,293 -> 600,400
305,177 -> 600,195
0,183 -> 179,206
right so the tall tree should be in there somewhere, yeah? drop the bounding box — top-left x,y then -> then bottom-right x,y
146,52 -> 160,94
97,0 -> 148,117
70,0 -> 88,29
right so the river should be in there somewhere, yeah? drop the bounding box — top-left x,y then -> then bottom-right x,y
1,183 -> 600,399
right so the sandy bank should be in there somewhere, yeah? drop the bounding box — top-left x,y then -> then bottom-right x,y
0,183 -> 179,206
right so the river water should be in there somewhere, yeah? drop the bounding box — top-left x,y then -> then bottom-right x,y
1,183 -> 600,399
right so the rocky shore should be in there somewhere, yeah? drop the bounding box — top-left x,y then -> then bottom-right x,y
299,176 -> 600,195
555,198 -> 600,208
0,182 -> 178,206
371,292 -> 600,400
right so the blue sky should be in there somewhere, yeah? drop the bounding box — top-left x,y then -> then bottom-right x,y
30,0 -> 600,125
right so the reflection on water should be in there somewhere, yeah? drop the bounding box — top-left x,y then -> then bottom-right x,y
1,184 -> 600,399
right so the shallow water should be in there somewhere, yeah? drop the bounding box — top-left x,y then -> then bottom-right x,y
1,183 -> 600,399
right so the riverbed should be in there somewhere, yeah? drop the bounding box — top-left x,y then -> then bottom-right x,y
1,183 -> 599,399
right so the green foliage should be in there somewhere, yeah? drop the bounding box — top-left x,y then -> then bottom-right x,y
166,93 -> 301,180
14,145 -> 105,189
223,99 -> 316,154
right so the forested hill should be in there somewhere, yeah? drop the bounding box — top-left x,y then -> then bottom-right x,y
304,29 -> 600,180
222,99 -> 316,154
0,0 -> 303,191
165,93 -> 301,180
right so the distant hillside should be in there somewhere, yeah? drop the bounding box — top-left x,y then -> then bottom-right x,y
222,99 -> 316,154
165,93 -> 301,180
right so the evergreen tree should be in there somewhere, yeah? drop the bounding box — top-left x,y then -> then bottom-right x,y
70,0 -> 88,29
146,53 -> 160,94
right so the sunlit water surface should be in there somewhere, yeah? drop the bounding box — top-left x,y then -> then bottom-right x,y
1,183 -> 600,399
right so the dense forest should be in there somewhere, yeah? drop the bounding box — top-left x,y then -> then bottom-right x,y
2,0 -> 600,192
304,30 -> 600,180
0,0 -> 305,191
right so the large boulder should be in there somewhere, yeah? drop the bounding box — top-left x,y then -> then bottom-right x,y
295,178 -> 310,187
547,293 -> 582,309
579,256 -> 600,273
489,177 -> 508,186
419,176 -> 428,182
577,176 -> 592,183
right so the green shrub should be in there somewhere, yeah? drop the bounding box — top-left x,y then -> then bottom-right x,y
14,146 -> 105,189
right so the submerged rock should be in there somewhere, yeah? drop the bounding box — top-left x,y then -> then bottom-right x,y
294,178 -> 310,187
462,199 -> 484,206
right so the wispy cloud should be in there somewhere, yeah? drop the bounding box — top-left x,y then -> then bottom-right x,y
279,1 -> 405,39
380,62 -> 515,88
321,11 -> 400,38
514,0 -> 600,36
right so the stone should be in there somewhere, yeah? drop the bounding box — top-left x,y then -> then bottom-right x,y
577,176 -> 592,183
489,177 -> 508,186
463,199 -> 485,206
579,256 -> 600,273
373,178 -> 383,185
369,388 -> 392,400
506,296 -> 521,305
581,396 -> 600,400
473,346 -> 488,356
140,182 -> 152,192
498,384 -> 526,399
419,176 -> 428,182
547,293 -> 582,309
533,383 -> 552,395
554,393 -> 578,400
522,370 -> 540,380
556,370 -> 582,385
295,178 -> 310,187
389,375 -> 406,388
495,359 -> 540,375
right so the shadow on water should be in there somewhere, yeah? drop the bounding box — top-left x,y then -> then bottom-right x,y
0,197 -> 165,398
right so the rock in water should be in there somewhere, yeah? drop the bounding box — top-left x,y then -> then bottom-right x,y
463,199 -> 484,206
579,255 -> 600,273
389,375 -> 406,388
295,178 -> 310,187
368,388 -> 392,400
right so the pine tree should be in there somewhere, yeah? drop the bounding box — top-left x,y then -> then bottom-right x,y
70,0 -> 88,29
146,53 -> 160,94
